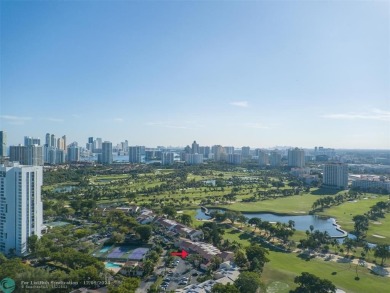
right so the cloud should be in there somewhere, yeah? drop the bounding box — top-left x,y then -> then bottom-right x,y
114,118 -> 124,122
45,118 -> 64,122
0,115 -> 32,125
230,101 -> 249,108
243,122 -> 270,129
146,121 -> 203,129
322,109 -> 390,121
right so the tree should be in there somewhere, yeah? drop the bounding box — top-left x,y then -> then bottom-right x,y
234,250 -> 248,268
245,244 -> 269,273
290,272 -> 336,293
135,225 -> 152,242
212,283 -> 240,293
162,206 -> 177,218
374,244 -> 390,266
27,235 -> 39,255
142,259 -> 155,276
343,237 -> 356,255
352,215 -> 369,241
108,277 -> 140,293
234,271 -> 262,293
248,218 -> 261,232
111,232 -> 125,243
225,211 -> 242,225
179,214 -> 193,226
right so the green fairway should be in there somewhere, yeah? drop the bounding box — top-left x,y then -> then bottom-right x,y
215,194 -> 320,214
221,225 -> 390,293
263,250 -> 390,293
317,195 -> 390,244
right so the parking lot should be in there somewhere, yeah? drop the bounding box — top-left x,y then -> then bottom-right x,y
160,257 -> 203,291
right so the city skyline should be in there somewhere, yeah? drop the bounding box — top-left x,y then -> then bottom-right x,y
1,1 -> 389,149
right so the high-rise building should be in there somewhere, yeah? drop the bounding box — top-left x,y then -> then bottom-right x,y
323,163 -> 348,189
199,146 -> 211,158
288,148 -> 305,168
61,135 -> 66,153
0,131 -> 7,157
212,145 -> 225,161
25,145 -> 43,166
121,140 -> 129,153
10,145 -> 26,164
50,134 -> 56,148
185,153 -> 203,165
129,146 -> 145,163
45,133 -> 51,146
191,141 -> 199,154
10,145 -> 43,166
162,152 -> 175,166
224,146 -> 235,155
101,141 -> 113,164
258,150 -> 269,166
0,162 -> 43,256
67,145 -> 80,162
88,137 -> 94,144
228,153 -> 242,165
24,136 -> 40,146
94,138 -> 102,152
57,137 -> 65,151
314,146 -> 336,158
269,151 -> 282,167
241,146 -> 250,158
47,148 -> 65,165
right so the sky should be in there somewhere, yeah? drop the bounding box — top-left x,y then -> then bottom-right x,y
1,0 -> 389,149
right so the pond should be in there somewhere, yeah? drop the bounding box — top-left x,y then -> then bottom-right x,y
196,208 -> 346,237
54,185 -> 78,193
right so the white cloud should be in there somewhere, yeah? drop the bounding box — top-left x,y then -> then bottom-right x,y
230,101 -> 249,108
322,109 -> 390,121
114,118 -> 124,122
146,121 -> 204,129
0,115 -> 31,125
243,122 -> 270,129
45,118 -> 64,122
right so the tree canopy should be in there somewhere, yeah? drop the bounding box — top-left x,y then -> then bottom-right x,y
290,272 -> 336,293
234,271 -> 263,293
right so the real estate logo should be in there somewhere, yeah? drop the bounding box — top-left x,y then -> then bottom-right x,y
0,278 -> 15,293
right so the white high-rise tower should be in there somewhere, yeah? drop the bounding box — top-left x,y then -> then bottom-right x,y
0,163 -> 43,256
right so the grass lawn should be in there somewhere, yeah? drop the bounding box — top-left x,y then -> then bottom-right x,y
215,194 -> 320,214
221,223 -> 390,293
317,195 -> 390,245
263,250 -> 390,293
181,208 -> 206,228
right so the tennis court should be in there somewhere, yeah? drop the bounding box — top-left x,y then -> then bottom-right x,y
128,247 -> 149,260
93,244 -> 150,261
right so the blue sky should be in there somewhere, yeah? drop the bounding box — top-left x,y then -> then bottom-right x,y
1,1 -> 389,149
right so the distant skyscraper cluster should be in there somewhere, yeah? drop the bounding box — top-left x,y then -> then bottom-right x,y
44,133 -> 67,165
1,131 -> 353,187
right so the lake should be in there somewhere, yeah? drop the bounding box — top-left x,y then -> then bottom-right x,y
196,208 -> 346,237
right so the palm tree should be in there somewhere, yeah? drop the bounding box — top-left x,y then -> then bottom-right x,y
363,242 -> 371,258
248,218 -> 261,232
288,220 -> 295,229
374,244 -> 390,266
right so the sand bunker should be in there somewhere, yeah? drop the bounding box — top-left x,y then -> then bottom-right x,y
371,221 -> 382,225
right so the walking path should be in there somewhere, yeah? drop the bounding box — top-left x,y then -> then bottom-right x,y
311,251 -> 390,277
228,222 -> 390,277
